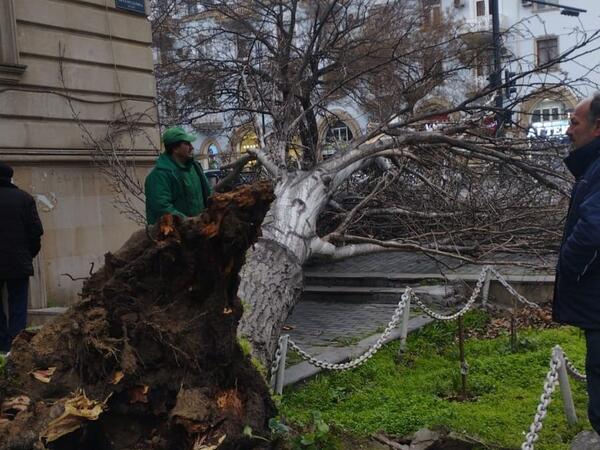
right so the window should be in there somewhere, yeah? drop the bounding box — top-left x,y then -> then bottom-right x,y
474,50 -> 493,78
207,143 -> 220,169
530,99 -> 570,139
240,132 -> 258,153
422,0 -> 442,27
0,0 -> 26,83
323,121 -> 353,157
476,1 -> 486,16
536,37 -> 558,66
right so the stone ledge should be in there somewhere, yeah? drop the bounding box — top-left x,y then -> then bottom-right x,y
0,63 -> 27,84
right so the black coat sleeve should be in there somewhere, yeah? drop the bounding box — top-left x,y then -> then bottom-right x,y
25,197 -> 44,257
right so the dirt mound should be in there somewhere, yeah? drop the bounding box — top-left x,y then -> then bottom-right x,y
0,182 -> 276,450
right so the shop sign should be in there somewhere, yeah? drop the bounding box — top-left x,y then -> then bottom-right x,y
115,0 -> 146,14
528,120 -> 569,139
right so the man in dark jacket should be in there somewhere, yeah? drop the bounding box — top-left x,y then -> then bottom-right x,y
0,162 -> 44,353
145,127 -> 212,225
553,93 -> 600,434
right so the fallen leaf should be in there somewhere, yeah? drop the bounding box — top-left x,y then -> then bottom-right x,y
128,385 -> 150,404
108,371 -> 124,385
30,367 -> 57,383
194,434 -> 226,450
42,391 -> 106,443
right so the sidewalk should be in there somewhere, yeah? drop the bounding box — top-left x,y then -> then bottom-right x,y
281,250 -> 555,386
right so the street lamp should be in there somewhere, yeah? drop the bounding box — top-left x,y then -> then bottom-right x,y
490,0 -> 586,132
525,0 -> 587,17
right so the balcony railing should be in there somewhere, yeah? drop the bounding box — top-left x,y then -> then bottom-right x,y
459,14 -> 508,35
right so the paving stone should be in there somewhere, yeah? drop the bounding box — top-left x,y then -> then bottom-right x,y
571,430 -> 600,449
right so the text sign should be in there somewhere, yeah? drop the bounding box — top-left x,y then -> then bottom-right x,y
115,0 -> 146,14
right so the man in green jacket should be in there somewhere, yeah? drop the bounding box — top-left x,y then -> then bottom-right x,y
145,127 -> 212,225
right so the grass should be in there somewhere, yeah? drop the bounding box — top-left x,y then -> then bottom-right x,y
280,311 -> 589,450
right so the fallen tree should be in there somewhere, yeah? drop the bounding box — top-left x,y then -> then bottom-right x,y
0,183 -> 276,450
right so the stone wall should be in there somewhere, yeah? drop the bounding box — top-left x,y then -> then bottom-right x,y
0,0 -> 159,306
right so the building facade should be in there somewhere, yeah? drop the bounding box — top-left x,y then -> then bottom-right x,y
444,0 -> 597,137
160,0 -> 598,167
0,0 -> 159,306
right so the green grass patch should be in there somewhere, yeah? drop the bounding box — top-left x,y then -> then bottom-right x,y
281,311 -> 589,450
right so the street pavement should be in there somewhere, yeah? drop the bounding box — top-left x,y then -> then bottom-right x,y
282,250 -> 554,377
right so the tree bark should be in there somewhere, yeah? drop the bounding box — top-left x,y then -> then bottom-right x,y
238,239 -> 304,367
239,171 -> 329,366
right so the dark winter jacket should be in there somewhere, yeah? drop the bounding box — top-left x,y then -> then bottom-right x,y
553,138 -> 600,329
145,153 -> 212,225
0,179 -> 44,279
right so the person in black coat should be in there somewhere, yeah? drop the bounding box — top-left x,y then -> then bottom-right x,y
0,162 -> 44,353
553,93 -> 600,434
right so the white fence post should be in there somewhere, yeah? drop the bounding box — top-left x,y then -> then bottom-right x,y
554,346 -> 578,425
275,334 -> 289,395
399,295 -> 411,352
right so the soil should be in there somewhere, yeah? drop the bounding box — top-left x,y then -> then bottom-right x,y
467,303 -> 558,340
0,182 -> 277,450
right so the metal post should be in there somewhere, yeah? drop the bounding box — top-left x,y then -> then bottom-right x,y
554,346 -> 578,424
510,296 -> 518,352
275,335 -> 288,396
458,316 -> 468,400
491,0 -> 504,133
399,295 -> 411,353
481,268 -> 492,306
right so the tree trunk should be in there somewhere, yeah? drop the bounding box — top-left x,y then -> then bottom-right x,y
238,239 -> 304,367
239,171 -> 329,366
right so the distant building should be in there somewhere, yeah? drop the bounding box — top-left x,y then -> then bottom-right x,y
0,0 -> 159,306
447,0 -> 597,137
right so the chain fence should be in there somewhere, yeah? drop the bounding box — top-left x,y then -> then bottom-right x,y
521,348 -> 561,450
269,265 -> 589,448
280,265 -> 541,373
521,346 -> 586,450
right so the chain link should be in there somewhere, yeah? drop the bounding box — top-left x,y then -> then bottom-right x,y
410,266 -> 488,321
269,335 -> 284,386
564,354 -> 587,382
287,291 -> 410,370
488,267 -> 541,309
283,266 -> 542,371
521,351 -> 561,450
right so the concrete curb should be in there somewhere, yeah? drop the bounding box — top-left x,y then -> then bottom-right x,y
283,315 -> 433,387
305,271 -> 555,283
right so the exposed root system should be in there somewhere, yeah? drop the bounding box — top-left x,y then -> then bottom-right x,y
0,182 -> 276,450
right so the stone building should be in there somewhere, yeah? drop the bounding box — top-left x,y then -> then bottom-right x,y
160,0 -> 599,165
0,0 -> 159,307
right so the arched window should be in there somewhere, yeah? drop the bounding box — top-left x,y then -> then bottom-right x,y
207,143 -> 220,169
240,131 -> 259,153
323,121 -> 353,157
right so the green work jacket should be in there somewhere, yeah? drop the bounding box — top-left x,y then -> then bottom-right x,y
145,153 -> 212,225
